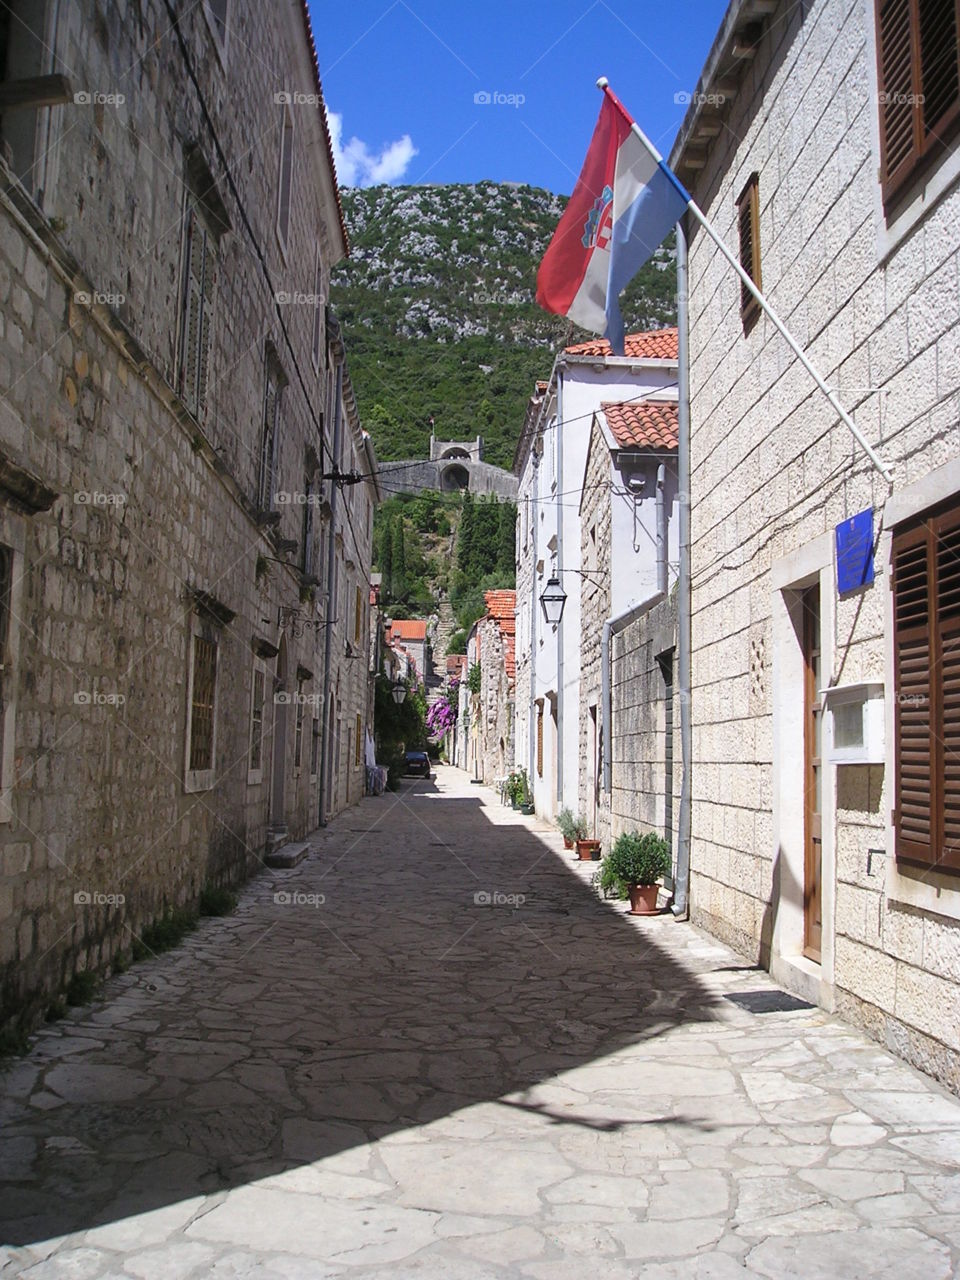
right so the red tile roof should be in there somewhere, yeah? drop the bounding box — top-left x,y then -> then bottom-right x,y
484,590 -> 516,683
446,654 -> 467,678
388,619 -> 428,642
601,401 -> 679,451
564,327 -> 678,361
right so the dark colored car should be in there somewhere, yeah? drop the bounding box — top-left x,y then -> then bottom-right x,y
404,750 -> 431,778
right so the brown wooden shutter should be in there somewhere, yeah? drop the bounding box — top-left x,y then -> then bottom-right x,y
736,173 -> 761,328
876,0 -> 960,205
893,524 -> 935,865
934,508 -> 960,869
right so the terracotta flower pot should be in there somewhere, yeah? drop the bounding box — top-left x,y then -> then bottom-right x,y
562,836 -> 574,850
628,883 -> 660,915
576,839 -> 601,861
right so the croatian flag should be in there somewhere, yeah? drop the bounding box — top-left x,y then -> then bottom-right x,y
536,86 -> 690,354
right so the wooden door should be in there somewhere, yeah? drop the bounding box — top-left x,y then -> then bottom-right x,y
802,584 -> 822,961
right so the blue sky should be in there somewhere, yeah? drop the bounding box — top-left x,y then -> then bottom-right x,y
308,1 -> 729,193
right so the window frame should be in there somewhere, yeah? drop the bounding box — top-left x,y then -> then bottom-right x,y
892,496 -> 960,873
259,355 -> 284,512
247,656 -> 267,785
185,614 -> 219,793
875,0 -> 960,211
276,101 -> 295,256
177,196 -> 218,422
736,172 -> 762,331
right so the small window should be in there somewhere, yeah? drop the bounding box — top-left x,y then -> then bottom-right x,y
736,173 -> 761,329
186,621 -> 218,792
302,471 -> 316,576
355,584 -> 362,644
294,678 -> 305,770
179,200 -> 217,420
205,0 -> 229,60
311,716 -> 320,777
311,249 -> 324,371
248,662 -> 265,781
277,104 -> 294,252
876,0 -> 960,207
259,358 -> 283,512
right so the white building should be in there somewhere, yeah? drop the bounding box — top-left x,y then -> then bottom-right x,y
514,330 -> 679,820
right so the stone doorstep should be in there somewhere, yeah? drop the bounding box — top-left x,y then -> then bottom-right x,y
264,841 -> 313,869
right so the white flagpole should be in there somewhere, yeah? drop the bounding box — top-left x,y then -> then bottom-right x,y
596,78 -> 893,486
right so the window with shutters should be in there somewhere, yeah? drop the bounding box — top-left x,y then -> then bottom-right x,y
536,700 -> 544,778
178,200 -> 217,421
302,470 -> 316,577
294,678 -> 305,771
259,357 -> 284,512
875,0 -> 960,208
355,584 -> 362,644
185,617 -> 219,792
311,247 -> 324,372
277,104 -> 294,253
355,713 -> 362,766
736,173 -> 761,330
892,497 -> 960,872
248,660 -> 266,783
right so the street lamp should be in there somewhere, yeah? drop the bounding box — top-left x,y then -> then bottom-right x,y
391,678 -> 407,705
539,575 -> 567,625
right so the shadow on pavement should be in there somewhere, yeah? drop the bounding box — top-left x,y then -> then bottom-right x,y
1,776 -> 722,1246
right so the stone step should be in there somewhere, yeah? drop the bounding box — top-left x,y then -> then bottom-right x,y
265,840 -> 313,868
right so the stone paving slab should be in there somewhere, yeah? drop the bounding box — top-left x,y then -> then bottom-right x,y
2,766 -> 960,1276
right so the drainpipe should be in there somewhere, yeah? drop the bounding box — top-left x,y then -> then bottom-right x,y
602,465 -> 667,793
673,215 -> 693,920
528,453 -> 539,785
318,343 -> 344,827
555,373 -> 564,811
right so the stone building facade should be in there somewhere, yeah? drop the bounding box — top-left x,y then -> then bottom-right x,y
671,0 -> 960,1087
578,405 -> 680,860
477,590 -> 515,786
0,0 -> 378,1034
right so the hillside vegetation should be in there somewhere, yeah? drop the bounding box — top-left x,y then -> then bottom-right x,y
333,182 -> 677,469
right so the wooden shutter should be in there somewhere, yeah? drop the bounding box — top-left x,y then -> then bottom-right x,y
260,371 -> 278,510
180,204 -> 216,420
894,504 -> 960,872
934,509 -> 960,868
876,0 -> 960,205
196,235 -> 216,418
736,173 -> 761,328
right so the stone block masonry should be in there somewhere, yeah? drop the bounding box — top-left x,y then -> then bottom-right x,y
0,0 -> 376,1035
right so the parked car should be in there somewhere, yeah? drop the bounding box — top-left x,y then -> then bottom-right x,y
404,750 -> 431,778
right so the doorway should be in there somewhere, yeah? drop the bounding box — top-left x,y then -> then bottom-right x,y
801,584 -> 822,962
270,634 -> 288,833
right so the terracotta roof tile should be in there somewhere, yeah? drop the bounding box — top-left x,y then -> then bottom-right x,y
564,327 -> 678,361
601,401 -> 679,451
484,590 -> 516,683
388,619 -> 428,641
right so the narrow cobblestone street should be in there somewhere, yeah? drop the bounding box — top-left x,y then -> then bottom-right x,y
2,766 -> 960,1278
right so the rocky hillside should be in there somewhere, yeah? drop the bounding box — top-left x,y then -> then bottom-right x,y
331,182 -> 677,469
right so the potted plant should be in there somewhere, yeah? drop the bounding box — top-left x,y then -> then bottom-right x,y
599,830 -> 671,914
506,769 -> 526,809
557,808 -> 577,849
575,821 -> 601,862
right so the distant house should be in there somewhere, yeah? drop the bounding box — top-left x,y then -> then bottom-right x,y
671,0 -> 960,1084
579,402 -> 679,853
384,618 -> 430,686
514,331 -> 679,820
478,590 -> 516,785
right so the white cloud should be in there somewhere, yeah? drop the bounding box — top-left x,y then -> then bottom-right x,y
328,111 -> 418,188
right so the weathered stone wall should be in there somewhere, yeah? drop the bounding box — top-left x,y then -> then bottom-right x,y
478,615 -> 513,785
578,419 -> 612,842
0,0 -> 374,1034
682,0 -> 960,1087
378,458 -> 517,500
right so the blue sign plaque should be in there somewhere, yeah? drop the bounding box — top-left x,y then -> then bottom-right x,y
836,508 -> 875,595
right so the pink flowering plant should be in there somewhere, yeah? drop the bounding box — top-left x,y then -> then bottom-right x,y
426,679 -> 460,739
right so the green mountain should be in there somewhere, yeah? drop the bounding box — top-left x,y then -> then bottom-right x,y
331,182 -> 677,470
